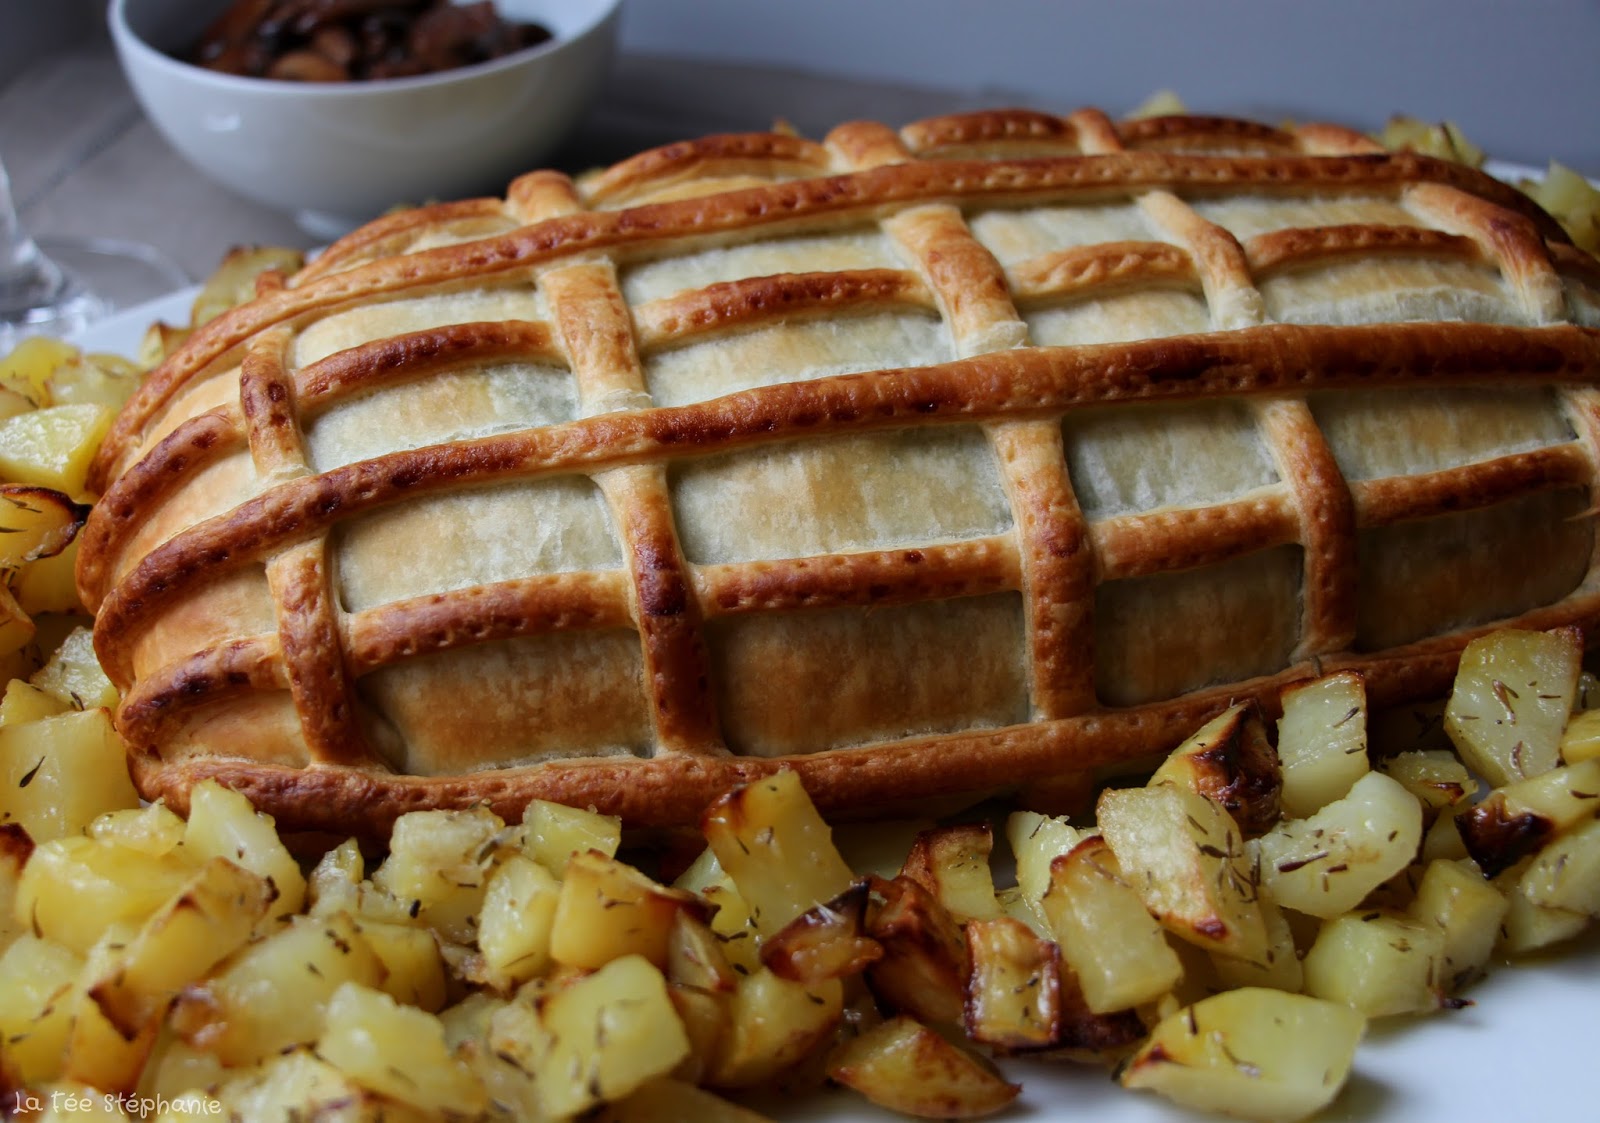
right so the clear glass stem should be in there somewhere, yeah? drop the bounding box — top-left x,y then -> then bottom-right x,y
0,159 -> 105,347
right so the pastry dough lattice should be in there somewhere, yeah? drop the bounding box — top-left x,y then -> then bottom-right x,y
79,109 -> 1600,833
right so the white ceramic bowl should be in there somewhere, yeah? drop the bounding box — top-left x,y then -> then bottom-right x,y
109,0 -> 620,236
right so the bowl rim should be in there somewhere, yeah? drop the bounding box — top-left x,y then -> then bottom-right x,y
107,0 -> 622,97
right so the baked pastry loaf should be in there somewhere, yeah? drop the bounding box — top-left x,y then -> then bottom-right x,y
79,108 -> 1600,835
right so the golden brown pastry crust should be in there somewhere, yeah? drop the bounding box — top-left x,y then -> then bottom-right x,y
79,107 -> 1600,834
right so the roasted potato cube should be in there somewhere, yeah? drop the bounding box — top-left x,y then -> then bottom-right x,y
182,778 -> 305,926
169,912 -> 386,1065
0,707 -> 139,843
1380,749 -> 1480,815
1152,703 -> 1281,836
0,403 -> 112,497
357,918 -> 448,1012
1255,771 -> 1423,918
1406,858 -> 1508,990
550,849 -> 710,972
0,821 -> 30,950
1210,889 -> 1303,994
1302,910 -> 1444,1016
62,926 -> 161,1093
521,797 -> 620,874
666,909 -> 738,993
318,981 -> 487,1117
15,835 -> 194,954
0,485 -> 88,570
899,823 -> 1003,921
1121,988 -> 1365,1122
1496,871 -> 1589,955
307,836 -> 364,917
827,1014 -> 1020,1119
87,856 -> 273,1038
865,874 -> 968,1028
1444,626 -> 1581,788
760,878 -> 881,985
963,916 -> 1061,1051
703,770 -> 854,939
1040,835 -> 1181,1013
0,678 -> 68,726
189,245 -> 306,327
1519,816 -> 1600,917
706,965 -> 842,1089
1277,673 -> 1371,818
477,852 -> 561,986
0,933 -> 82,1085
372,805 -> 504,943
1004,809 -> 1086,919
1097,782 -> 1266,959
212,1047 -> 433,1123
1561,707 -> 1600,765
0,335 -> 76,405
87,802 -> 187,857
1456,758 -> 1600,876
530,954 -> 692,1115
29,626 -> 117,711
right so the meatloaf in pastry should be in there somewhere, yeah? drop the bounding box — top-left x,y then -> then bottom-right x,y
78,108 -> 1600,835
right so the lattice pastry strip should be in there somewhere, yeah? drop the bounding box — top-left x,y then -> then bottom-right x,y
76,108 -> 1600,834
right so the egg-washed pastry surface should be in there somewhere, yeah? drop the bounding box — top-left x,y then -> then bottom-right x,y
78,108 -> 1600,834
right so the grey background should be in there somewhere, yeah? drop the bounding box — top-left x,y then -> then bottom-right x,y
2,0 -> 1597,172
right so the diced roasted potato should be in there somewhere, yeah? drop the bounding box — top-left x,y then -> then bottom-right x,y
1210,890 -> 1304,994
666,909 -> 738,994
1406,858 -> 1508,991
0,484 -> 88,570
169,911 -> 386,1065
827,1015 -> 1020,1119
0,402 -> 114,497
1561,707 -> 1600,765
1496,869 -> 1589,955
1040,835 -> 1182,1014
760,879 -> 881,985
0,932 -> 82,1085
357,918 -> 448,1012
1255,771 -> 1423,918
0,335 -> 77,405
529,954 -> 692,1115
88,802 -> 187,857
182,778 -> 305,927
1098,783 -> 1266,959
1003,809 -> 1085,930
0,706 -> 139,842
87,856 -> 273,1038
899,823 -> 1003,922
318,981 -> 488,1117
1444,626 -> 1582,788
1377,115 -> 1485,166
189,244 -> 306,327
1302,910 -> 1444,1017
1152,703 -> 1281,836
29,626 -> 118,711
706,966 -> 843,1088
306,836 -> 364,917
62,926 -> 162,1094
1519,816 -> 1600,917
14,835 -> 194,954
1456,758 -> 1600,876
477,852 -> 562,987
1275,673 -> 1373,823
521,798 -> 620,875
702,770 -> 854,939
0,678 -> 67,726
1121,988 -> 1365,1122
212,1047 -> 432,1123
1380,749 -> 1479,816
865,874 -> 969,1028
550,849 -> 710,971
0,821 -> 31,950
963,916 -> 1061,1051
371,805 -> 503,943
